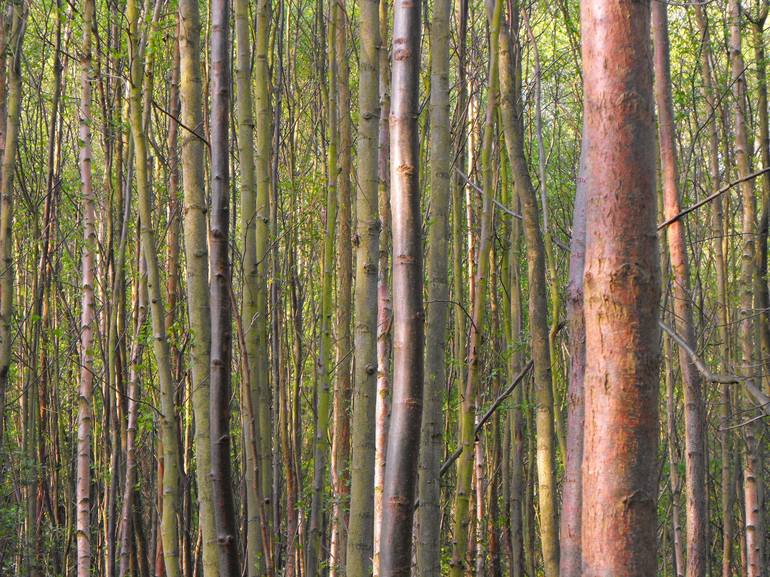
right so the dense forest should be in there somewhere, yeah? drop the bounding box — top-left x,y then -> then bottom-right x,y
0,0 -> 768,576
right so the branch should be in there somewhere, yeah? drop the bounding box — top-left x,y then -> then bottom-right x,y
455,168 -> 522,219
657,167 -> 770,231
455,168 -> 571,251
659,320 -> 770,416
439,360 -> 533,477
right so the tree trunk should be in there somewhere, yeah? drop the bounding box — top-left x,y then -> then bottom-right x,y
652,6 -> 708,577
728,3 -> 765,575
663,331 -> 685,577
416,0 -> 451,568
209,1 -> 240,574
580,4 -> 661,577
345,0 -> 380,569
693,8 -> 734,576
234,0 -> 267,572
0,0 -> 10,447
177,1 -> 217,574
373,2 -> 392,567
559,130 -> 586,577
449,1 -> 500,574
254,0 -> 274,544
307,3 -> 337,572
76,2 -> 96,575
379,0 -> 423,571
750,8 -> 770,392
331,0 -> 352,570
498,16 -> 559,577
128,1 -> 183,575
118,244 -> 148,577
451,0 -> 468,449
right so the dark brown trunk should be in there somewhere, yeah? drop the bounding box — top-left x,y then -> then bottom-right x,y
209,1 -> 240,574
379,0 -> 423,572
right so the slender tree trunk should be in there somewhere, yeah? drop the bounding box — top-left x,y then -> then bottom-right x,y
177,1 -> 217,574
693,8 -> 734,576
118,245 -> 147,577
128,0 -> 182,575
663,331 -> 685,577
330,0 -> 353,570
750,8 -> 770,391
522,4 -> 567,464
373,3 -> 392,572
76,2 -> 96,575
499,16 -> 559,577
379,0 -> 423,571
307,3 -> 338,572
165,23 -> 188,577
451,0 -> 468,443
254,0 -> 274,543
749,14 -> 770,577
450,1 -> 500,574
209,1 -> 240,574
416,0 -> 451,569
345,0 -> 380,570
506,174 -> 525,577
580,4 -> 661,577
114,136 -> 134,577
652,6 -> 708,577
500,13 -> 523,574
559,131 -> 586,577
0,0 -> 10,447
234,0 -> 266,572
728,3 -> 765,575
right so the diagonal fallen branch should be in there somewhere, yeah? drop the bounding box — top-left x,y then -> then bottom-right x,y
440,360 -> 534,477
659,320 -> 770,417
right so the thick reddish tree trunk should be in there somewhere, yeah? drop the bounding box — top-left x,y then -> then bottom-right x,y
580,3 -> 661,577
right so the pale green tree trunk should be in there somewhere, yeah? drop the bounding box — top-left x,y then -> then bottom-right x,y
499,16 -> 559,577
254,0 -> 274,540
234,0 -> 267,573
449,1 -> 501,574
127,0 -> 182,574
416,0 -> 450,570
345,0 -> 380,570
177,1 -> 217,574
331,0 -> 353,570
